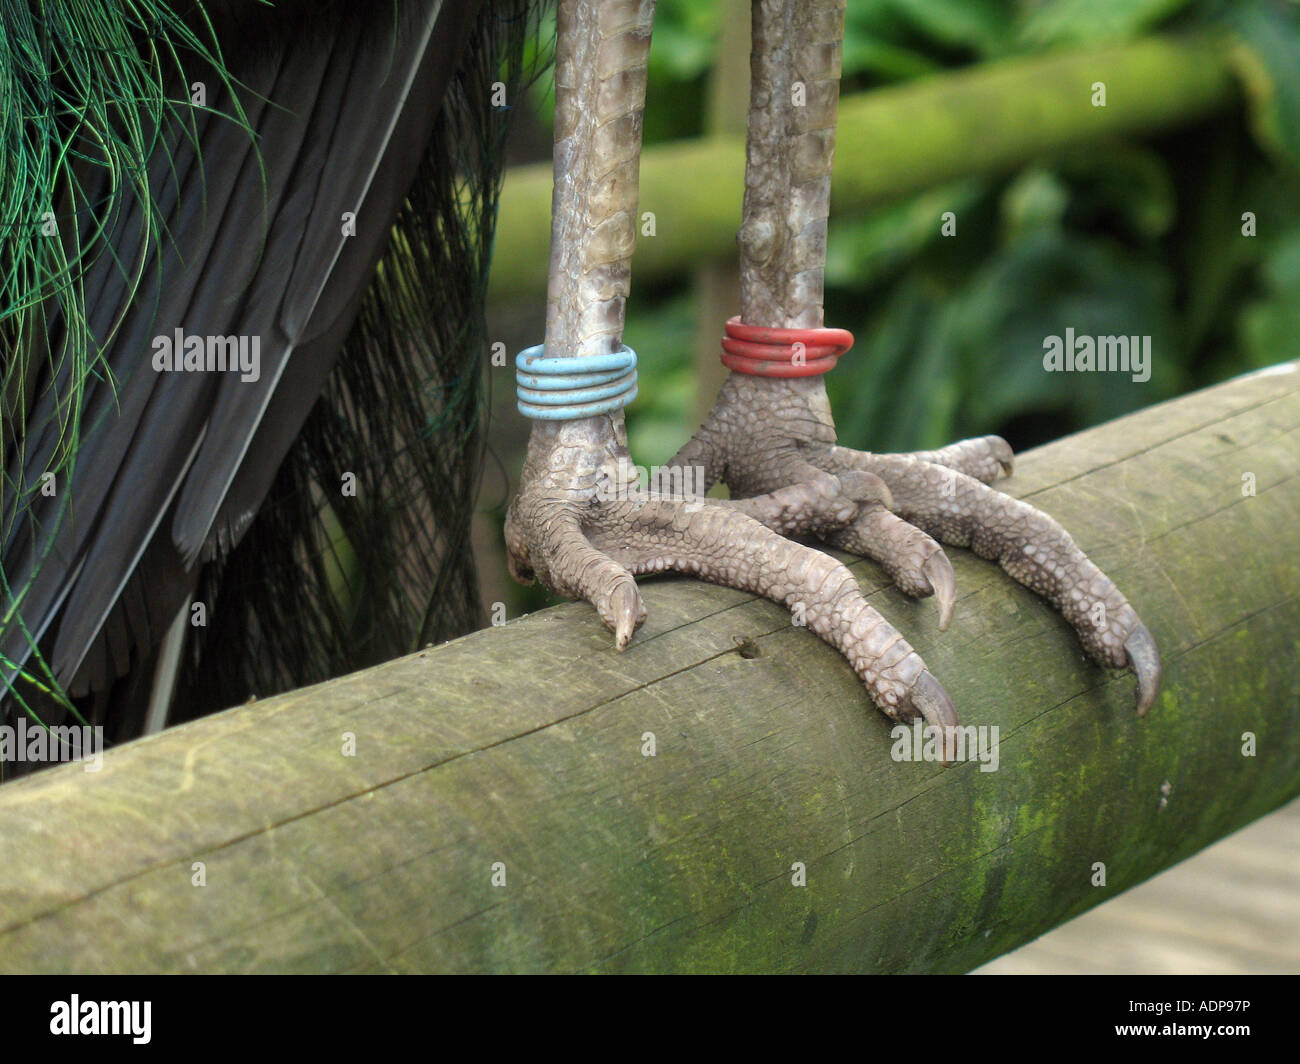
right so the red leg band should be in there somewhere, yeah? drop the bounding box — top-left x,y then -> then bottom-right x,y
720,316 -> 854,378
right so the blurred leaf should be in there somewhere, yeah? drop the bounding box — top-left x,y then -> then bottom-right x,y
1239,223 -> 1300,366
826,180 -> 985,287
843,1 -> 948,80
886,0 -> 1015,56
625,366 -> 696,466
1259,219 -> 1300,292
1228,1 -> 1300,168
1053,142 -> 1176,239
949,229 -> 1179,430
1170,121 -> 1249,356
1000,168 -> 1071,240
828,278 -> 963,452
649,0 -> 719,81
842,36 -> 945,81
1239,301 -> 1300,367
623,291 -> 697,465
1017,0 -> 1198,46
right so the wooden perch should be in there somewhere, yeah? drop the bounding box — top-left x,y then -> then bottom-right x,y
0,364 -> 1297,973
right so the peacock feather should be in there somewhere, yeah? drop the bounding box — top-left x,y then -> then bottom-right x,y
0,0 -> 255,724
0,0 -> 551,759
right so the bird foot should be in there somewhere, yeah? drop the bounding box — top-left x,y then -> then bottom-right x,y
505,417 -> 963,746
670,374 -> 1162,717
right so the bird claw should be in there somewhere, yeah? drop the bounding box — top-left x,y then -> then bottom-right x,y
820,443 -> 1163,715
921,552 -> 956,631
610,580 -> 645,650
901,668 -> 960,765
1124,622 -> 1161,716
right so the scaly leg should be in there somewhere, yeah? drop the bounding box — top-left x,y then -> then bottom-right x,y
505,0 -> 959,740
665,0 -> 1161,713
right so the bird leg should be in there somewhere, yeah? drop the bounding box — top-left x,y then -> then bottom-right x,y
505,0 -> 960,737
665,0 -> 1161,714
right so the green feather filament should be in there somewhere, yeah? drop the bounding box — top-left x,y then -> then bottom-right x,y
0,0 -> 255,716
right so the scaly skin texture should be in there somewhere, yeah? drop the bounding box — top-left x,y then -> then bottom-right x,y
506,0 -> 1159,749
505,0 -> 958,734
668,0 -> 1161,714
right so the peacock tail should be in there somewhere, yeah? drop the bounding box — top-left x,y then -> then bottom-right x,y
0,0 -> 550,758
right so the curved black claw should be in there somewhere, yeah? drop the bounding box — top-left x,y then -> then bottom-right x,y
1124,623 -> 1162,717
902,668 -> 960,765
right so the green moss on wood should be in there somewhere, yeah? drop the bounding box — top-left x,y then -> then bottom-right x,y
0,365 -> 1295,973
